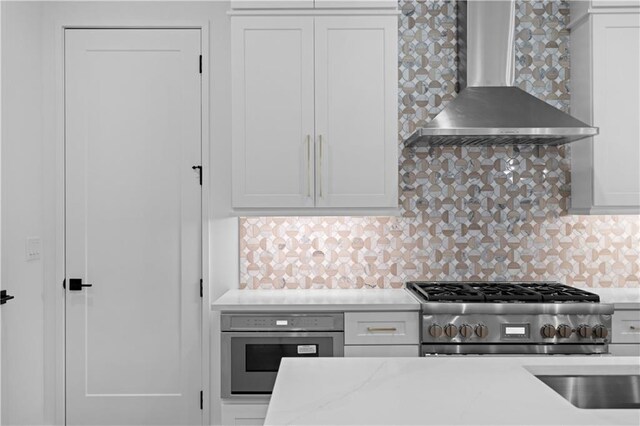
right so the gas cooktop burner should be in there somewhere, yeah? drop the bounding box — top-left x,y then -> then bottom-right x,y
517,283 -> 600,303
409,283 -> 484,302
406,281 -> 600,303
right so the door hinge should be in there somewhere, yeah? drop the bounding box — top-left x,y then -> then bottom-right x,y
199,55 -> 202,74
199,279 -> 203,298
192,165 -> 202,185
200,390 -> 203,410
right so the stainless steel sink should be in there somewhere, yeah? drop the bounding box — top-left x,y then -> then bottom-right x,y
536,375 -> 640,409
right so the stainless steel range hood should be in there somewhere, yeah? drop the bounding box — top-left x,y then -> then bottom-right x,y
405,0 -> 598,147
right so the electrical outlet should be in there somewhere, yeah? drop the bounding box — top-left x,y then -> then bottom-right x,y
26,237 -> 42,261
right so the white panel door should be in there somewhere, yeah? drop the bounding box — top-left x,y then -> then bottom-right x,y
232,17 -> 315,208
65,29 -> 201,425
314,16 -> 398,208
0,291 -> 3,424
592,13 -> 640,207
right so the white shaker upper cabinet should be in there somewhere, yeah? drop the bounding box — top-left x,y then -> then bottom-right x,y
570,10 -> 640,214
314,0 -> 397,8
592,13 -> 640,208
314,16 -> 398,208
231,16 -> 315,208
231,0 -> 396,9
231,12 -> 399,213
231,0 -> 314,9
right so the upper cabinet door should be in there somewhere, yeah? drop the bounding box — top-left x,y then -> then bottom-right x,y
314,16 -> 398,208
592,13 -> 640,207
231,0 -> 314,9
231,0 -> 396,9
232,16 -> 315,208
314,0 -> 398,8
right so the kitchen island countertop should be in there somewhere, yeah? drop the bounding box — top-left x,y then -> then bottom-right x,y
265,356 -> 640,426
211,289 -> 420,312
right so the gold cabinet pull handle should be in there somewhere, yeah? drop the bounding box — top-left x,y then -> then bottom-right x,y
367,327 -> 397,332
306,135 -> 312,197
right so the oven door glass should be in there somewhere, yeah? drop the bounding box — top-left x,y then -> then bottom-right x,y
227,332 -> 343,396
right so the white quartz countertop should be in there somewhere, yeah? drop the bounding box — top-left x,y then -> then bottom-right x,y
265,356 -> 640,426
587,287 -> 640,309
211,289 -> 421,312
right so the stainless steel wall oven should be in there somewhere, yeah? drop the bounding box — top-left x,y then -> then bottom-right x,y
221,312 -> 344,398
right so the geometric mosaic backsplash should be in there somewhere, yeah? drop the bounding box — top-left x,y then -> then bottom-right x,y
240,215 -> 639,289
239,0 -> 640,289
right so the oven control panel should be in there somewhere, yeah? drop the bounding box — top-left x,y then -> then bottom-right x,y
422,314 -> 612,344
221,313 -> 344,331
501,324 -> 530,339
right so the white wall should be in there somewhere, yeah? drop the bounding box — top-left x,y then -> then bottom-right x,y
2,1 -> 237,425
1,2 -> 46,425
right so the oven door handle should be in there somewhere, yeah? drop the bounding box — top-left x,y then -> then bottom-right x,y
221,331 -> 344,338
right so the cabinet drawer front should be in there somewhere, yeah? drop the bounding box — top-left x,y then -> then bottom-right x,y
221,402 -> 268,426
608,344 -> 640,357
344,345 -> 419,357
612,310 -> 640,343
345,312 -> 419,345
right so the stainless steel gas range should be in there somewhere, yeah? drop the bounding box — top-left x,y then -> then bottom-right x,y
406,282 -> 614,356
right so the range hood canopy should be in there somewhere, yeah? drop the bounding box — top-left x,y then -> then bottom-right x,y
405,0 -> 598,147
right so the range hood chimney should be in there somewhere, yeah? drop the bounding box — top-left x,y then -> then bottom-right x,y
405,0 -> 598,147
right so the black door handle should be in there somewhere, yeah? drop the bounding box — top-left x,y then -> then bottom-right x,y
69,278 -> 93,291
0,290 -> 15,305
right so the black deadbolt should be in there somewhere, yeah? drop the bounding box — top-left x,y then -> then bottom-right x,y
69,278 -> 93,291
0,290 -> 14,305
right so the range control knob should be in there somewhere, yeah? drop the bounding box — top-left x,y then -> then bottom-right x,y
557,324 -> 573,339
428,324 -> 443,338
475,324 -> 489,338
593,325 -> 609,339
459,324 -> 474,338
444,323 -> 458,338
541,324 -> 557,338
577,325 -> 592,339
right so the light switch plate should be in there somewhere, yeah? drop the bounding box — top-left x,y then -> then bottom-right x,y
26,237 -> 41,261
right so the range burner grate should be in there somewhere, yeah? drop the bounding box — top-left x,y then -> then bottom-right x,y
468,283 -> 541,302
406,281 -> 600,303
517,283 -> 600,303
409,282 -> 485,302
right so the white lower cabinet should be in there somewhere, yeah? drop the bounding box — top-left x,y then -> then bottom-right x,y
610,308 -> 640,356
612,309 -> 640,343
344,311 -> 420,357
344,345 -> 419,357
221,402 -> 269,426
345,311 -> 419,345
609,344 -> 640,356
